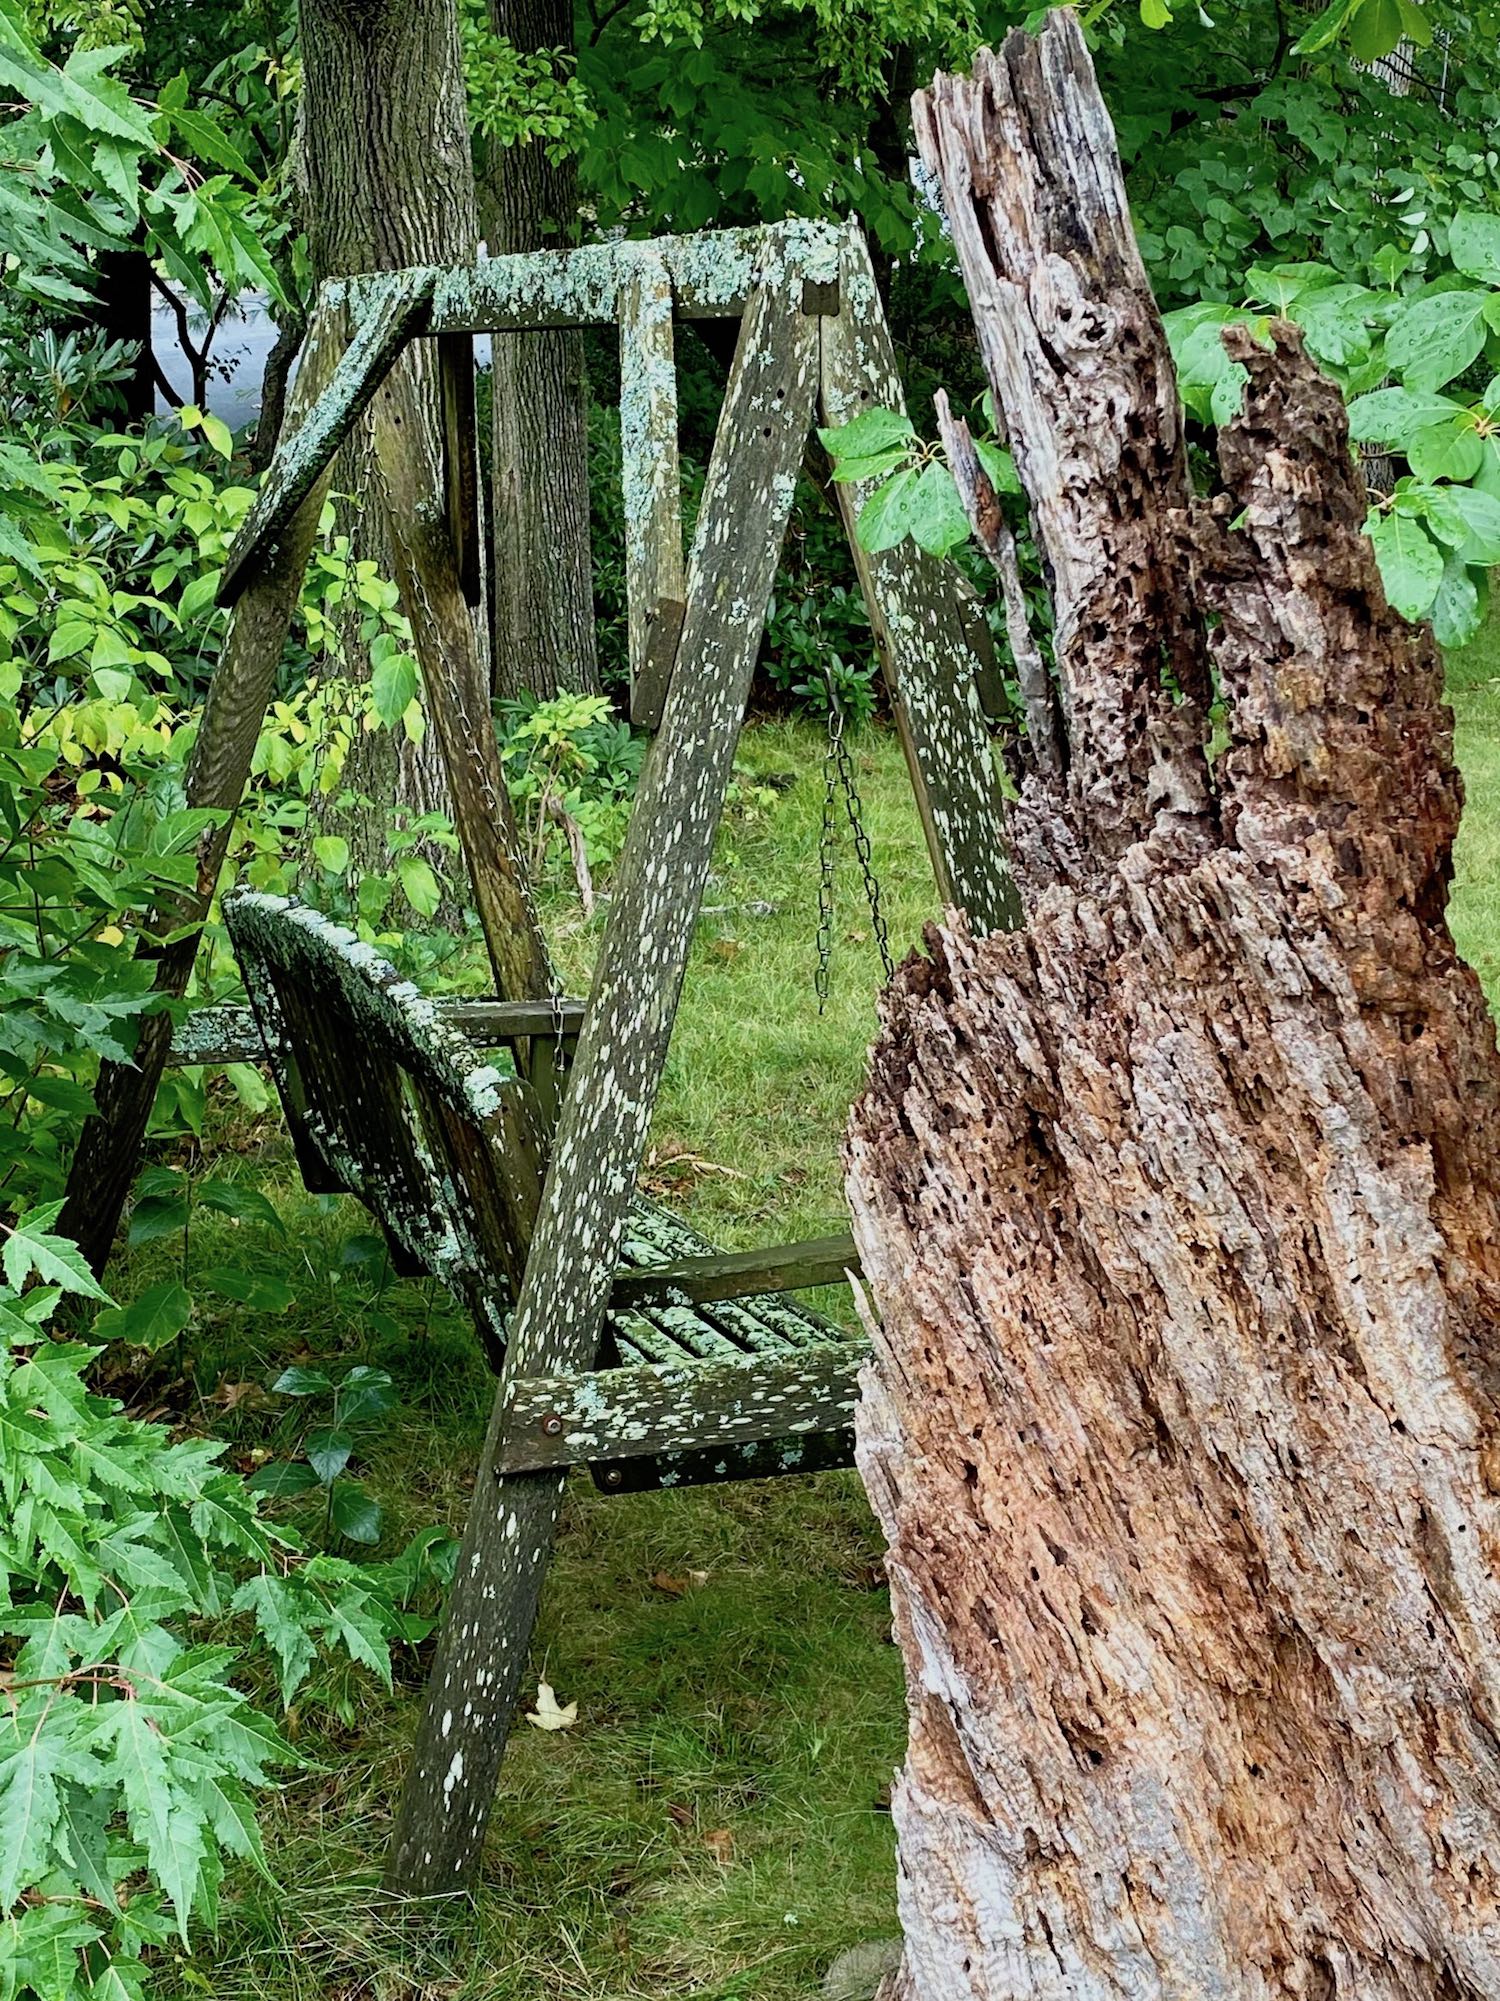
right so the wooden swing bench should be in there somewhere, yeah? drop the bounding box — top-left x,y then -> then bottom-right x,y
205,213 -> 1019,1894
225,890 -> 868,1495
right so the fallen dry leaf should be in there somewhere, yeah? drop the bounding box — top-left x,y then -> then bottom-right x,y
703,1828 -> 735,1866
525,1680 -> 578,1732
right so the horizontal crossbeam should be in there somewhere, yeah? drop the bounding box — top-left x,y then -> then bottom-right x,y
167,995 -> 586,1067
331,219 -> 844,337
610,1232 -> 858,1309
496,1336 -> 868,1475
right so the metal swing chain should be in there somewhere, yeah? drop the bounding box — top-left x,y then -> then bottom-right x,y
814,666 -> 894,1013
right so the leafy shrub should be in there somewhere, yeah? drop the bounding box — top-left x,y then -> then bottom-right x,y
0,1220 -> 422,2001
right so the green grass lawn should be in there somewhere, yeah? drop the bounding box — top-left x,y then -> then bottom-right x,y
143,639 -> 1500,2001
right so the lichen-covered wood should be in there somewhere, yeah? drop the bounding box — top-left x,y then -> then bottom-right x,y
610,1230 -> 857,1309
384,274 -> 827,1896
849,16 -> 1500,1997
497,1336 -> 867,1474
619,258 -> 686,728
163,995 -> 586,1068
820,223 -> 1019,936
217,266 -> 437,609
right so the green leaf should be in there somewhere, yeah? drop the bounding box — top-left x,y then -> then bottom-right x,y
305,1428 -> 352,1483
230,1574 -> 316,1705
2,1208 -> 111,1300
1444,485 -> 1500,566
1386,291 -> 1493,392
854,466 -> 918,553
1406,425 -> 1484,484
1348,0 -> 1404,61
127,1193 -> 189,1247
0,1728 -> 66,1913
272,1365 -> 332,1397
196,1181 -> 285,1235
1139,0 -> 1172,25
1364,508 -> 1444,622
245,1459 -> 319,1498
1430,557 -> 1482,650
328,1481 -> 382,1545
337,1365 -> 395,1426
198,1267 -> 294,1312
816,407 -> 915,461
370,649 -> 418,728
905,461 -> 972,558
93,1278 -> 192,1353
312,834 -> 350,877
397,854 -> 441,918
1449,211 -> 1500,288
1346,388 -> 1467,447
93,1700 -> 205,1938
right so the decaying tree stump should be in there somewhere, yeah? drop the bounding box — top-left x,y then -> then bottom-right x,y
848,14 -> 1500,1998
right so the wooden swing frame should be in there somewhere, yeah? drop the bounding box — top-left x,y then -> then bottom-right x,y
204,215 -> 1017,1894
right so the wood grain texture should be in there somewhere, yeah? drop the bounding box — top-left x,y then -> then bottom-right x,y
384,275 -> 822,1896
619,258 -> 686,728
851,16 -> 1500,1998
911,24 -> 1213,894
819,223 -> 1019,936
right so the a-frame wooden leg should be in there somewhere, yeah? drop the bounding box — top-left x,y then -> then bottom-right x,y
820,222 -> 1021,936
383,277 -> 823,1897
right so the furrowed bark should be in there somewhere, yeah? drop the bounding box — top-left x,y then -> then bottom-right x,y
851,14 -> 1500,1999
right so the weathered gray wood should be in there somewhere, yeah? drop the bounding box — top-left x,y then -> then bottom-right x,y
384,275 -> 822,1897
611,1232 -> 858,1309
619,259 -> 686,728
217,267 -> 437,609
820,222 -> 1021,936
332,219 -> 844,335
497,1337 -> 867,1473
164,996 -> 586,1067
368,361 -> 555,1020
225,894 -> 548,1365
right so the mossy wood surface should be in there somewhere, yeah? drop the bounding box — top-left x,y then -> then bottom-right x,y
497,1337 -> 868,1474
217,266 -> 437,608
384,277 -> 826,1895
165,995 -> 587,1067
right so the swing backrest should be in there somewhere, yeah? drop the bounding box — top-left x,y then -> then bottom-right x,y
224,891 -> 546,1367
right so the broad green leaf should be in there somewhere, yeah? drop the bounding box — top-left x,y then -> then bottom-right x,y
328,1481 -> 382,1545
196,1181 -> 285,1235
816,407 -> 915,460
1364,508 -> 1444,622
337,1365 -> 395,1426
0,1729 -> 65,1912
854,466 -> 918,553
93,1700 -> 205,1938
127,1193 -> 189,1247
1386,291 -> 1492,391
198,1266 -> 294,1311
829,448 -> 912,485
305,1428 -> 352,1484
200,414 -> 233,459
974,438 -> 1021,494
1449,211 -> 1500,288
370,647 -> 418,730
1348,0 -> 1404,61
1346,388 -> 1466,446
93,1278 -> 192,1353
272,1365 -> 332,1397
245,1459 -> 319,1498
397,854 -> 441,918
1430,558 -> 1482,649
1406,425 -> 1484,484
312,834 -> 350,877
905,461 -> 972,557
1444,485 -> 1500,566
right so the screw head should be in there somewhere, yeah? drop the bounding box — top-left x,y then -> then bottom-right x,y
540,1411 -> 564,1437
601,1467 -> 624,1487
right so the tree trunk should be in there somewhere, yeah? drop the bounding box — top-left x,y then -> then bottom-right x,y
299,0 -> 479,865
847,16 -> 1500,1998
482,0 -> 598,702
